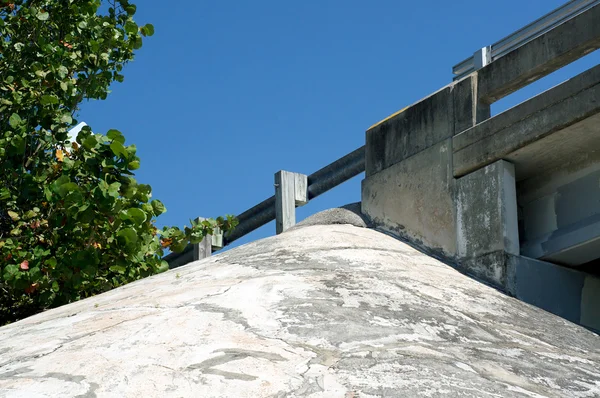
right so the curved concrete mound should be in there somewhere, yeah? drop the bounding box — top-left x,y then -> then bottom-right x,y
0,224 -> 599,397
289,202 -> 369,230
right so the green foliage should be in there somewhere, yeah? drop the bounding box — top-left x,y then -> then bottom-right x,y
0,1 -> 237,324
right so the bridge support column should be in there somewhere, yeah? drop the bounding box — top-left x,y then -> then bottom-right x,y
456,160 -> 520,293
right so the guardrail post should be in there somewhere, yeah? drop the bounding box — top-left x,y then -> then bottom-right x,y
473,46 -> 491,70
193,233 -> 212,261
192,218 -> 224,261
275,170 -> 308,234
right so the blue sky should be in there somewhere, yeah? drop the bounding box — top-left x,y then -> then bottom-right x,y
79,0 -> 600,250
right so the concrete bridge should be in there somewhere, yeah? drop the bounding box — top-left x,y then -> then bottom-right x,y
362,2 -> 600,332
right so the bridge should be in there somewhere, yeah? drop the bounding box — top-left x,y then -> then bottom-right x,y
363,0 -> 600,332
168,1 -> 600,333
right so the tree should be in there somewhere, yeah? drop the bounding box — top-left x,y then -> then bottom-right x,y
0,0 -> 236,324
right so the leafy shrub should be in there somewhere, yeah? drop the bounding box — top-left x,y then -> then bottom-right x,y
0,0 -> 236,324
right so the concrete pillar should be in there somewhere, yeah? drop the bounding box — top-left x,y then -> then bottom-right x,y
456,160 -> 519,292
275,171 -> 308,234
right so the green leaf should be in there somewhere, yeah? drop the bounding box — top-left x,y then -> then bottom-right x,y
117,227 -> 138,248
83,135 -> 98,150
125,4 -> 137,15
58,182 -> 79,198
109,265 -> 127,274
107,182 -> 121,198
52,281 -> 60,292
126,208 -> 147,225
124,144 -> 137,160
4,264 -> 18,279
132,36 -> 143,50
140,24 -> 154,37
107,129 -> 125,144
37,11 -> 49,21
151,200 -> 166,216
157,261 -> 169,273
60,114 -> 73,124
127,160 -> 140,170
110,141 -> 125,157
45,258 -> 57,268
125,21 -> 138,35
8,113 -> 22,128
7,211 -> 19,221
57,66 -> 68,78
40,95 -> 59,105
171,240 -> 188,253
11,136 -> 26,154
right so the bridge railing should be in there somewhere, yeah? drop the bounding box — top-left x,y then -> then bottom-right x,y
452,0 -> 600,81
165,146 -> 365,268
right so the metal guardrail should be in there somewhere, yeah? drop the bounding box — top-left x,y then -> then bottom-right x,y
452,0 -> 600,80
165,146 -> 365,266
226,146 -> 364,244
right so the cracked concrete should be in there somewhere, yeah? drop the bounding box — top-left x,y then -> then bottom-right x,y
0,224 -> 599,397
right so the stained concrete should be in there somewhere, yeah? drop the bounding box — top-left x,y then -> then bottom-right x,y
457,160 -> 519,259
454,64 -> 600,178
1,224 -> 599,397
365,86 -> 453,177
365,75 -> 487,178
362,139 -> 457,257
476,4 -> 600,104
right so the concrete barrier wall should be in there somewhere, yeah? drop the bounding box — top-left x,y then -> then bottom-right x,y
363,76 -> 488,258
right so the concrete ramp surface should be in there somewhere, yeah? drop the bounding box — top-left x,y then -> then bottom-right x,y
0,223 -> 599,397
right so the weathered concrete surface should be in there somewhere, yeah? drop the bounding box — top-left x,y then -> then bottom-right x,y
362,139 -> 457,257
290,202 -> 369,230
365,86 -> 453,177
1,224 -> 599,397
456,160 -> 519,291
454,64 -> 600,178
476,3 -> 600,104
457,160 -> 519,259
366,75 -> 488,178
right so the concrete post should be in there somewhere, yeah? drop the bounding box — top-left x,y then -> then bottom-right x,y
456,160 -> 519,292
193,235 -> 212,261
275,171 -> 308,234
192,218 -> 225,261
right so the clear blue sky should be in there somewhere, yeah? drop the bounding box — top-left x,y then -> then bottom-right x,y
79,0 -> 600,250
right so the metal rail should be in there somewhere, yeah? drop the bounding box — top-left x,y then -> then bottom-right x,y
225,146 -> 365,245
452,0 -> 600,80
165,145 -> 365,265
